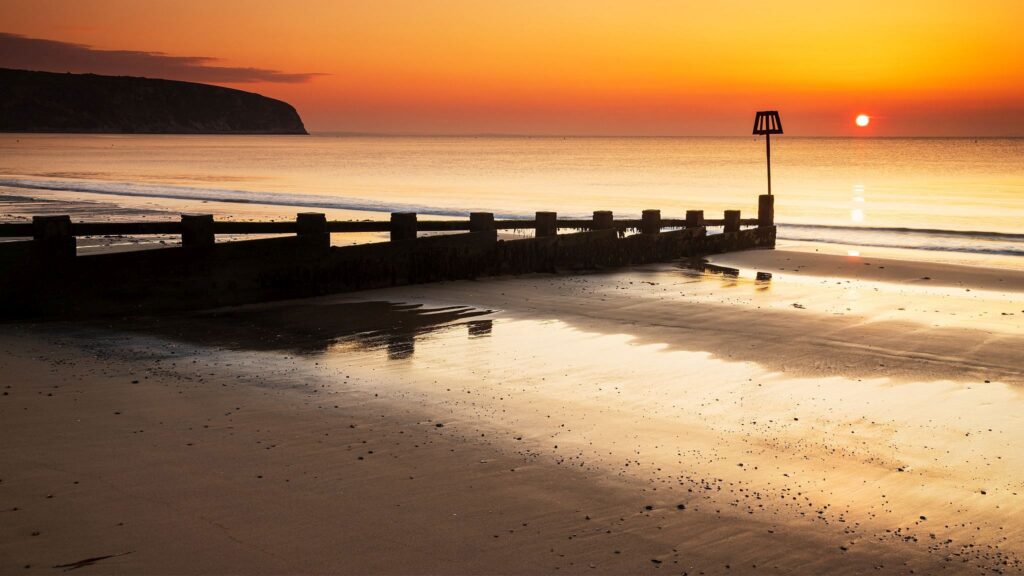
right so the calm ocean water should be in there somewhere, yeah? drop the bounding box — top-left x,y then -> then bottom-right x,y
1,134 -> 1022,257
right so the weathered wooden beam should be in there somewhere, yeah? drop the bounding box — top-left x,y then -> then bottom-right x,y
0,222 -> 33,237
390,212 -> 417,241
724,210 -> 741,233
685,210 -> 704,228
556,219 -> 594,230
296,212 -> 329,249
593,211 -> 614,230
641,209 -> 661,234
181,214 -> 215,248
325,221 -> 391,233
495,220 -> 537,231
535,211 -> 557,237
74,222 -> 183,236
32,215 -> 75,259
214,221 -> 296,234
758,194 -> 775,227
469,212 -> 495,232
415,221 -> 468,232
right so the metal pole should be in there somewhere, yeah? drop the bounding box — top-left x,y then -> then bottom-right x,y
766,133 -> 772,196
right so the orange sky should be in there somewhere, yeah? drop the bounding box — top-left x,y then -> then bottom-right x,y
2,0 -> 1023,136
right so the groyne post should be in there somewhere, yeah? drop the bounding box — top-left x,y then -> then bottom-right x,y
535,211 -> 557,237
181,214 -> 214,248
758,194 -> 774,228
32,215 -> 75,259
641,210 -> 661,234
685,210 -> 704,228
390,213 -> 417,242
724,210 -> 741,233
469,212 -> 495,232
297,212 -> 329,249
593,211 -> 614,230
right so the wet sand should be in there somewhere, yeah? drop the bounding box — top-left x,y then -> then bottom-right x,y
1,249 -> 1023,574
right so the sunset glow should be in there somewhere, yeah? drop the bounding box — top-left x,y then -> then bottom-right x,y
1,0 -> 1023,136
856,114 -> 871,127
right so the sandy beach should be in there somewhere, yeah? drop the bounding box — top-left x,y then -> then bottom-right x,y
2,247 -> 1022,574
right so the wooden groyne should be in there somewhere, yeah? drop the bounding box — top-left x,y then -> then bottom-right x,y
0,195 -> 775,318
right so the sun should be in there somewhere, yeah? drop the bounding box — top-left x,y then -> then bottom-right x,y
855,114 -> 871,127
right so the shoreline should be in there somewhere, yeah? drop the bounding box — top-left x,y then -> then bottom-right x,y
4,184 -> 1024,274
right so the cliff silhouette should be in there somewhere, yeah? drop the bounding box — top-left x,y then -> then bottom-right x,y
0,68 -> 307,134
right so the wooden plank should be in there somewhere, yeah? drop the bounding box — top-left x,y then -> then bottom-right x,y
495,220 -> 537,230
326,221 -> 391,233
555,219 -> 594,230
73,222 -> 182,236
0,223 -> 34,237
213,221 -> 296,234
416,221 -> 469,232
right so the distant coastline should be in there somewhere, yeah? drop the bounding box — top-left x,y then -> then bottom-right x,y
0,68 -> 307,135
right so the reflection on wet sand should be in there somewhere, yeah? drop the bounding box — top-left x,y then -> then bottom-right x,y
363,318 -> 493,360
126,300 -> 494,357
297,264 -> 1023,572
467,319 -> 493,339
386,333 -> 414,360
683,259 -> 774,291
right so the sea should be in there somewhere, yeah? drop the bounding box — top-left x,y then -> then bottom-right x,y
1,134 -> 1022,262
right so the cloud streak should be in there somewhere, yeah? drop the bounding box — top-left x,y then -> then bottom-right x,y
0,32 -> 322,83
